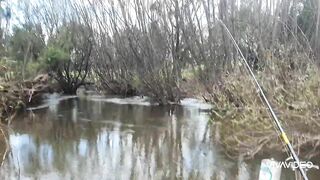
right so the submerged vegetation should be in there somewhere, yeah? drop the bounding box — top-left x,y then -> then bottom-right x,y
0,0 -> 320,160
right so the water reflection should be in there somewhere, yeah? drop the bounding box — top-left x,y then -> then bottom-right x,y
0,96 -> 317,179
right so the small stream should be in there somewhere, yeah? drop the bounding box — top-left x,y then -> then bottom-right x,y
0,95 -> 318,179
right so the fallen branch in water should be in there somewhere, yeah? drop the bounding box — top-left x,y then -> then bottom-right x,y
0,74 -> 52,123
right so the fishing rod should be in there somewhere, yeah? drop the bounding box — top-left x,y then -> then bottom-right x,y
217,19 -> 309,180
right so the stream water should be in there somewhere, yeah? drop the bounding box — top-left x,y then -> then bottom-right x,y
0,95 -> 319,179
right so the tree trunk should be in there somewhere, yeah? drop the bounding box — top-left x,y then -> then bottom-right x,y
22,41 -> 32,81
315,0 -> 320,55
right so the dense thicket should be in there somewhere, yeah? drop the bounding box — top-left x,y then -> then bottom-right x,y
0,0 -> 319,103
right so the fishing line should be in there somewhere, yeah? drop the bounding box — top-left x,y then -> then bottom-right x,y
217,19 -> 309,180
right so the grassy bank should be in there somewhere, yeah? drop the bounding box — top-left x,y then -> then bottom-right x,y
207,59 -> 320,159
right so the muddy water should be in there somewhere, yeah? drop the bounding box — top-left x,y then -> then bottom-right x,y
0,95 -> 318,179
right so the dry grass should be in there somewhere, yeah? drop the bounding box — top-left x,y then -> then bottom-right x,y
0,124 -> 9,167
208,59 -> 320,159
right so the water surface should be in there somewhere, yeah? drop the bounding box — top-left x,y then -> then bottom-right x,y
0,95 -> 318,179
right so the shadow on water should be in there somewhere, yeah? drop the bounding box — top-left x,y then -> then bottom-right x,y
0,95 -> 319,179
